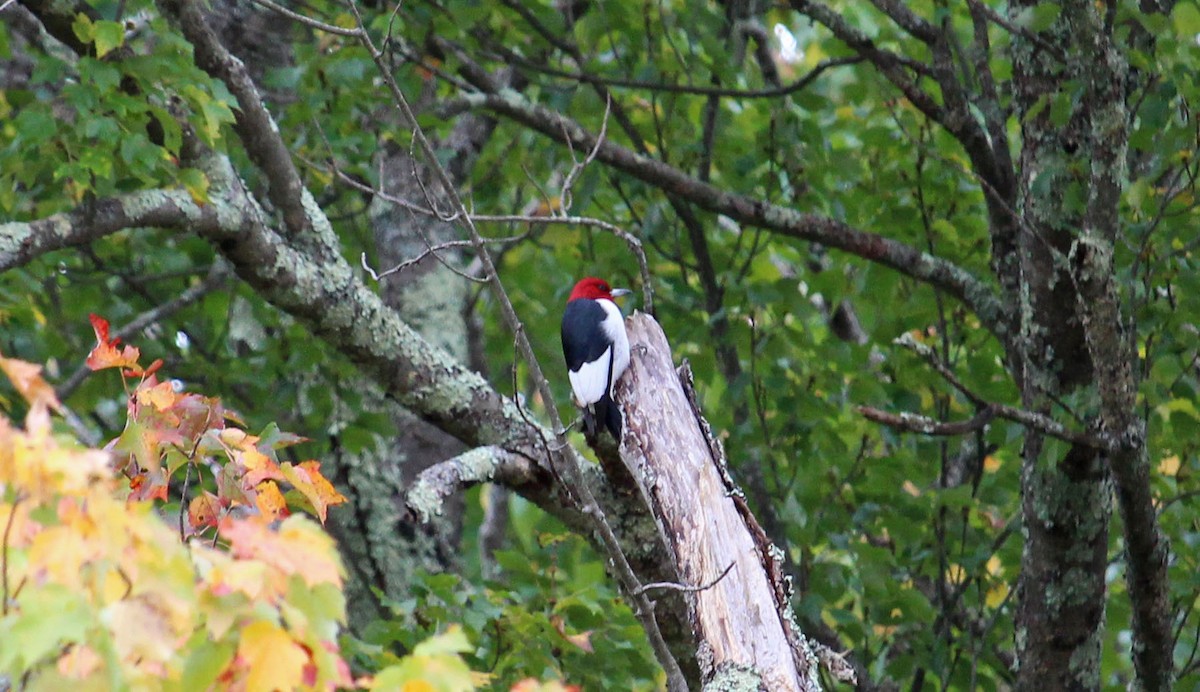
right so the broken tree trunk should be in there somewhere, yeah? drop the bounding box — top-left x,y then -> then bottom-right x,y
615,313 -> 822,691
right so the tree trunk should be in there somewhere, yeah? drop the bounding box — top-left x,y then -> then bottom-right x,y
617,313 -> 821,690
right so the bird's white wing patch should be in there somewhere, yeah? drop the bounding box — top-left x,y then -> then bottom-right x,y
598,299 -> 630,387
569,345 -> 612,406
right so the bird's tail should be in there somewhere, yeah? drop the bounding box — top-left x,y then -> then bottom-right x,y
595,392 -> 623,440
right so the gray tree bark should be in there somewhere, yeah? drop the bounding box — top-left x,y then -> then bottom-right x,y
617,313 -> 824,691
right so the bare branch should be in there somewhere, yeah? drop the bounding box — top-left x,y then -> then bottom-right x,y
335,167 -> 655,314
483,43 -> 862,98
966,0 -> 1067,62
857,405 -> 997,437
890,332 -> 1111,449
0,189 -> 222,272
791,0 -> 943,116
406,446 -> 542,522
559,95 -> 609,215
869,0 -> 939,43
637,561 -> 735,595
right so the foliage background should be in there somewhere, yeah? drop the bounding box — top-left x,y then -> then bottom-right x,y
2,0 -> 1200,689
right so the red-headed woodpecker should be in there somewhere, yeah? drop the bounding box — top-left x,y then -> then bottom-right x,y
561,277 -> 631,439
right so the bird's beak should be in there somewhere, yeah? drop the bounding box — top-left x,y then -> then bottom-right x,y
610,288 -> 632,299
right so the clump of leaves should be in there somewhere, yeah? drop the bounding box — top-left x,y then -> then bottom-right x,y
0,316 -> 492,690
0,316 -> 585,686
0,317 -> 350,688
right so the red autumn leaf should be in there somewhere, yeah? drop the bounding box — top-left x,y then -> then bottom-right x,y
86,314 -> 142,373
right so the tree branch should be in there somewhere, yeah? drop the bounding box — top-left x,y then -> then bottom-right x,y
158,0 -> 312,239
857,405 -> 997,437
445,90 -> 1005,336
0,190 -> 223,272
406,446 -> 542,522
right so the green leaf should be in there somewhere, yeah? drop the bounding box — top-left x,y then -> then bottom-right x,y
1173,2 -> 1200,38
412,625 -> 472,656
71,14 -> 95,45
182,638 -> 236,692
1028,3 -> 1060,32
93,20 -> 125,59
180,167 -> 210,204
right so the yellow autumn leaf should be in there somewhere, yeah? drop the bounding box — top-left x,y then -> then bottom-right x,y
984,455 -> 1002,473
1158,454 -> 1181,477
239,620 -> 309,692
986,582 -> 1010,608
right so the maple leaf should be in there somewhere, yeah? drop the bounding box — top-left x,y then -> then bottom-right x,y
105,596 -> 179,672
189,491 -> 224,533
237,620 -> 309,692
280,461 -> 347,524
254,481 -> 290,523
0,353 -> 62,413
240,448 -> 286,488
220,515 -> 344,589
127,468 -> 169,502
85,314 -> 142,373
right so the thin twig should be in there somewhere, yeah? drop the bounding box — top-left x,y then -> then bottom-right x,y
637,560 -> 736,595
559,95 -> 610,214
334,164 -> 655,313
485,42 -> 862,98
1,495 -> 22,616
245,0 -> 362,36
360,237 -> 527,282
889,332 -> 1111,449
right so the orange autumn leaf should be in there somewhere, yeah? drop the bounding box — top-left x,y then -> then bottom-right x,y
280,461 -> 347,524
189,491 -> 224,532
254,481 -> 290,523
85,314 -> 142,373
241,449 -> 286,487
128,469 -> 169,502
